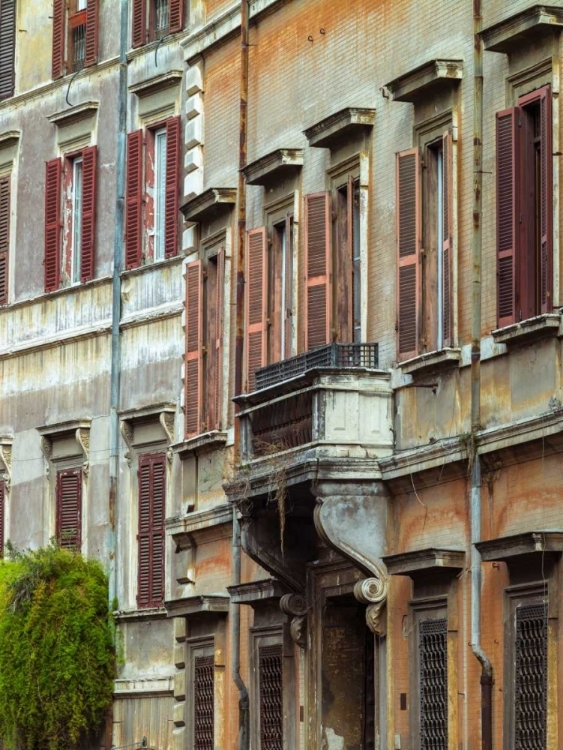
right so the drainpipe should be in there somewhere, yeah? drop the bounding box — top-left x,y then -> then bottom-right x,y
471,2 -> 493,749
232,507 -> 250,750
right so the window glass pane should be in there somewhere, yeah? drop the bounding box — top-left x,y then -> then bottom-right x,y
71,158 -> 83,284
154,129 -> 167,261
77,0 -> 87,10
155,0 -> 169,33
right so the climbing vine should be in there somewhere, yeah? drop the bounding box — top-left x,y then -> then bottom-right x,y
0,544 -> 115,750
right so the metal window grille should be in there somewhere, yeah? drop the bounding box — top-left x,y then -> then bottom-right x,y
514,602 -> 548,750
155,0 -> 169,34
72,23 -> 86,70
259,644 -> 283,750
194,655 -> 214,750
419,618 -> 448,750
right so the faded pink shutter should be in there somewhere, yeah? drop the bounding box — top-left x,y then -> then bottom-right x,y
137,454 -> 166,608
164,116 -> 181,259
80,145 -> 97,282
304,192 -> 332,350
396,149 -> 421,360
540,87 -> 553,314
132,0 -> 146,48
246,227 -> 267,391
442,131 -> 453,347
0,0 -> 16,99
137,457 -> 151,607
125,130 -> 143,270
84,0 -> 99,68
185,260 -> 203,438
56,469 -> 82,550
496,108 -> 519,328
213,249 -> 225,430
0,176 -> 10,304
52,0 -> 66,79
169,0 -> 184,33
45,158 -> 62,292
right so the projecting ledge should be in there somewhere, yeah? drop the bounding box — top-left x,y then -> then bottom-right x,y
304,107 -> 375,149
398,347 -> 461,376
227,578 -> 289,607
385,60 -> 463,103
481,5 -> 563,53
165,594 -> 230,617
243,149 -> 303,186
491,313 -> 561,346
180,188 -> 237,222
476,532 -> 563,562
382,548 -> 465,577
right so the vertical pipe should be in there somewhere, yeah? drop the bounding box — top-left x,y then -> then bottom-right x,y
232,507 -> 250,750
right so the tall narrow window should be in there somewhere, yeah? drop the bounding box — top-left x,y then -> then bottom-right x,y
0,0 -> 16,100
56,469 -> 82,550
154,129 -> 167,261
0,175 -> 10,305
335,177 -> 361,344
258,644 -> 283,750
419,617 -> 447,750
71,157 -> 83,284
514,602 -> 547,749
137,453 -> 166,608
268,215 -> 293,363
193,655 -> 214,750
52,0 -> 98,79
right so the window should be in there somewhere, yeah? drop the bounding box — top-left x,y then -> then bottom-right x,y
131,0 -> 184,48
496,85 -> 553,327
0,174 -> 10,304
335,176 -> 361,344
258,644 -> 283,750
513,601 -> 547,749
56,468 -> 82,550
44,146 -> 97,292
125,118 -> 180,269
52,0 -> 98,79
0,0 -> 16,100
268,215 -> 294,364
137,453 -> 165,608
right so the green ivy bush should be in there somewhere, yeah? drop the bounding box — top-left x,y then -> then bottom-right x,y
0,545 -> 115,750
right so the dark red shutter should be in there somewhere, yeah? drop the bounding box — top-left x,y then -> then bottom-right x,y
304,193 -> 332,350
213,249 -> 225,430
80,145 -> 97,282
246,227 -> 267,392
169,0 -> 184,33
0,176 -> 10,304
185,260 -> 203,438
125,130 -> 143,270
56,469 -> 82,550
137,454 -> 166,608
442,131 -> 453,347
52,0 -> 66,79
496,108 -> 519,328
84,0 -> 99,68
45,158 -> 62,292
0,480 -> 4,558
396,149 -> 421,360
0,0 -> 16,100
164,116 -> 180,259
132,0 -> 146,48
539,87 -> 553,314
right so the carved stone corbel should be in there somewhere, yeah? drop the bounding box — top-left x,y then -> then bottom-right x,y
120,420 -> 134,465
354,572 -> 389,636
0,442 -> 12,495
39,436 -> 52,476
76,428 -> 90,476
280,593 -> 308,649
160,411 -> 175,444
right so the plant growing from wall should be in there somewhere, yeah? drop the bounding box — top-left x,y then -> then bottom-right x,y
0,544 -> 115,750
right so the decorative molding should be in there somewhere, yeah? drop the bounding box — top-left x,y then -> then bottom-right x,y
303,107 -> 375,149
114,676 -> 174,696
160,411 -> 175,444
113,607 -> 169,622
354,576 -> 389,636
0,131 -> 20,149
164,594 -> 230,617
180,188 -> 237,223
382,548 -> 466,577
172,431 -> 228,457
47,101 -> 99,127
399,348 -> 461,376
491,313 -> 561,346
481,5 -> 563,54
385,59 -> 463,103
0,438 -> 13,494
476,532 -> 563,562
242,148 -> 303,186
280,593 -> 308,649
76,427 -> 90,476
166,503 -> 233,541
129,70 -> 183,97
227,577 -> 289,606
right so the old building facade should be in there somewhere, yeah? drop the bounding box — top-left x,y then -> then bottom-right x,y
2,0 -> 563,749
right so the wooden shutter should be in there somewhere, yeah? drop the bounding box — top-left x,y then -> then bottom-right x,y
169,0 -> 184,33
304,192 -> 332,350
396,149 -> 421,360
137,454 -> 166,608
0,0 -> 16,100
125,130 -> 143,270
442,132 -> 453,347
45,158 -> 62,292
496,108 -> 519,328
84,0 -> 98,67
0,176 -> 9,304
164,116 -> 181,259
185,260 -> 203,438
56,469 -> 82,550
52,0 -> 66,79
80,145 -> 97,283
213,249 -> 225,430
246,227 -> 267,391
539,87 -> 553,314
132,0 -> 146,48
0,480 -> 4,558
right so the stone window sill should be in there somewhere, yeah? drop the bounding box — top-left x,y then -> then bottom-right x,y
399,348 -> 461,376
491,313 -> 561,346
172,430 -> 228,457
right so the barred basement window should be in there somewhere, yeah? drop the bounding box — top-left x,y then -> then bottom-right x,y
419,618 -> 447,750
514,602 -> 547,750
259,644 -> 283,750
194,655 -> 214,750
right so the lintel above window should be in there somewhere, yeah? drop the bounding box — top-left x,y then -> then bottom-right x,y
227,578 -> 289,608
243,149 -> 303,186
180,187 -> 237,224
303,107 -> 375,150
382,548 -> 465,578
165,594 -> 230,617
385,59 -> 463,104
481,5 -> 563,54
476,531 -> 563,562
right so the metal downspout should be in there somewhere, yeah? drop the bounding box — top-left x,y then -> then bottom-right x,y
471,2 -> 493,748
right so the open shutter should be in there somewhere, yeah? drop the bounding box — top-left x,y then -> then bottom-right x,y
137,458 -> 151,607
442,132 -> 453,347
496,108 -> 519,328
0,176 -> 9,304
185,260 -> 203,438
45,158 -> 62,292
125,130 -> 143,270
132,0 -> 146,48
137,454 -> 165,608
0,480 -> 4,558
169,0 -> 184,33
0,0 -> 16,100
80,145 -> 97,282
164,116 -> 181,259
540,87 -> 553,314
52,0 -> 66,79
284,212 -> 293,359
304,192 -> 332,350
246,227 -> 267,391
213,249 -> 225,430
84,0 -> 98,67
56,469 -> 82,550
396,149 -> 421,360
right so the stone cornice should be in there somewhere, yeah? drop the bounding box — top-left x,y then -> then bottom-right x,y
166,504 -> 233,548
482,5 -> 563,53
385,59 -> 463,103
129,70 -> 183,97
303,107 -> 375,149
165,594 -> 230,617
180,188 -> 237,222
48,101 -> 99,127
476,532 -> 563,561
382,548 -> 465,577
227,578 -> 289,605
243,148 -> 303,186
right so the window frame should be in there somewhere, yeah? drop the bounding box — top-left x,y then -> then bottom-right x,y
186,638 -> 216,750
52,0 -> 98,79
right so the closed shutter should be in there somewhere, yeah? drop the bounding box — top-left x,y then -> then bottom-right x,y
169,0 -> 184,33
442,131 -> 453,347
0,176 -> 10,304
52,0 -> 66,79
131,0 -> 146,48
496,108 -> 519,328
246,227 -> 267,391
80,145 -> 97,282
0,480 -> 4,558
137,453 -> 166,608
84,0 -> 98,67
259,644 -> 284,750
125,130 -> 143,270
213,249 -> 225,430
45,158 -> 62,292
164,116 -> 180,259
539,87 -> 553,314
304,192 -> 332,350
185,260 -> 203,438
0,0 -> 16,100
56,469 -> 82,550
396,149 -> 421,360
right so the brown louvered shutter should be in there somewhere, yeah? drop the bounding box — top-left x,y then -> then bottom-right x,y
442,131 -> 453,347
164,116 -> 180,259
125,130 -> 143,270
213,249 -> 225,430
185,260 -> 203,438
0,0 -> 16,100
396,149 -> 421,360
169,0 -> 184,33
305,193 -> 332,350
52,0 -> 66,79
45,158 -> 62,292
0,480 -> 4,558
539,87 -> 553,314
56,469 -> 82,550
0,176 -> 10,304
132,0 -> 146,48
496,108 -> 519,328
246,227 -> 267,391
80,145 -> 97,282
84,0 -> 98,67
137,453 -> 166,608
